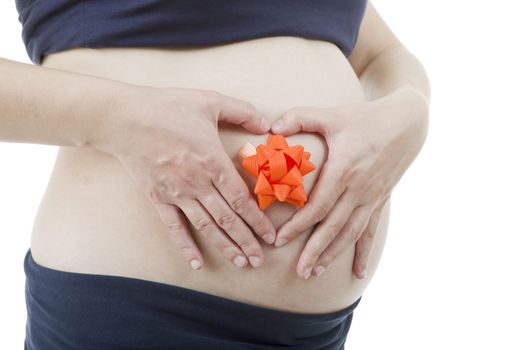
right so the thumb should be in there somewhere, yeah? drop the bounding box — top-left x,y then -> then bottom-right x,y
214,93 -> 270,134
270,106 -> 329,136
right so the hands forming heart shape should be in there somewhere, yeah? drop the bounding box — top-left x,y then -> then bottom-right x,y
101,86 -> 428,280
267,87 -> 429,280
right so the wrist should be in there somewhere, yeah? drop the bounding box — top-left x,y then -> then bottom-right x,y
375,85 -> 429,125
381,84 -> 429,111
368,85 -> 429,152
83,80 -> 142,153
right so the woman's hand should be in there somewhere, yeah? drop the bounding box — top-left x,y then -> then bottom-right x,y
90,85 -> 277,270
269,87 -> 429,279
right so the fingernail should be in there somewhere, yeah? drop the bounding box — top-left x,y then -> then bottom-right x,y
275,237 -> 288,247
303,266 -> 313,279
190,259 -> 202,270
314,265 -> 325,277
248,256 -> 262,268
263,233 -> 275,244
272,120 -> 284,133
233,255 -> 247,268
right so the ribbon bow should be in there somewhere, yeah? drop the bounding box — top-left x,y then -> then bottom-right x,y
238,134 -> 316,210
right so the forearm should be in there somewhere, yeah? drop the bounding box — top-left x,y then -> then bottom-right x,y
354,43 -> 431,155
0,56 -> 128,148
358,44 -> 431,108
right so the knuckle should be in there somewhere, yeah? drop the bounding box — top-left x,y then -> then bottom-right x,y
166,221 -> 184,234
364,227 -> 376,240
148,175 -> 185,204
148,183 -> 168,203
304,244 -> 324,260
182,172 -> 197,186
346,224 -> 361,242
365,135 -> 383,156
153,171 -> 169,184
201,153 -> 223,175
237,239 -> 251,251
326,223 -> 342,240
221,243 -> 240,257
217,241 -> 231,255
194,218 -> 213,233
343,171 -> 354,188
313,204 -> 330,222
320,253 -> 336,267
148,189 -> 161,203
231,191 -> 249,213
350,180 -> 366,194
338,164 -> 353,186
178,245 -> 192,254
216,213 -> 237,230
251,215 -> 269,233
245,206 -> 271,232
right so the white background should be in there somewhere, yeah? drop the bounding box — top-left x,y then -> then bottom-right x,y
1,1 -> 524,349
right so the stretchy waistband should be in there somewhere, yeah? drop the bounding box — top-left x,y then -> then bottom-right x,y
23,249 -> 361,349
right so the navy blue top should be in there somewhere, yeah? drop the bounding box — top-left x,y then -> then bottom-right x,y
15,0 -> 368,65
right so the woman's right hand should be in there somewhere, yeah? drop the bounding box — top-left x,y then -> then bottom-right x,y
89,85 -> 276,270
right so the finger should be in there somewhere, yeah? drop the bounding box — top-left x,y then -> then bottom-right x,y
198,188 -> 265,268
295,189 -> 356,279
153,202 -> 204,270
211,91 -> 271,134
270,106 -> 333,137
177,199 -> 249,268
274,159 -> 347,247
353,198 -> 388,279
309,204 -> 374,278
205,152 -> 277,245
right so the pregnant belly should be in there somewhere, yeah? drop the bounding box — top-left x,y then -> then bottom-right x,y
30,36 -> 390,314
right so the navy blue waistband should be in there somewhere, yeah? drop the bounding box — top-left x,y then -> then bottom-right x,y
23,249 -> 361,349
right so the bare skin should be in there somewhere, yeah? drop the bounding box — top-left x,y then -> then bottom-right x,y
271,2 -> 430,280
1,2 -> 430,314
24,36 -> 385,313
270,87 -> 428,280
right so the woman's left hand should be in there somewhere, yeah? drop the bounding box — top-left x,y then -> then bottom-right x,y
270,87 -> 429,280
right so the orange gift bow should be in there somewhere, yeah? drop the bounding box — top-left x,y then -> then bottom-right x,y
238,134 -> 316,210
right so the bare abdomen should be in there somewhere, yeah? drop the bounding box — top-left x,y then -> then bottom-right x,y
30,36 -> 390,314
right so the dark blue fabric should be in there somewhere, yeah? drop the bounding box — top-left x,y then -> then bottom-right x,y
24,249 -> 361,349
15,0 -> 368,65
